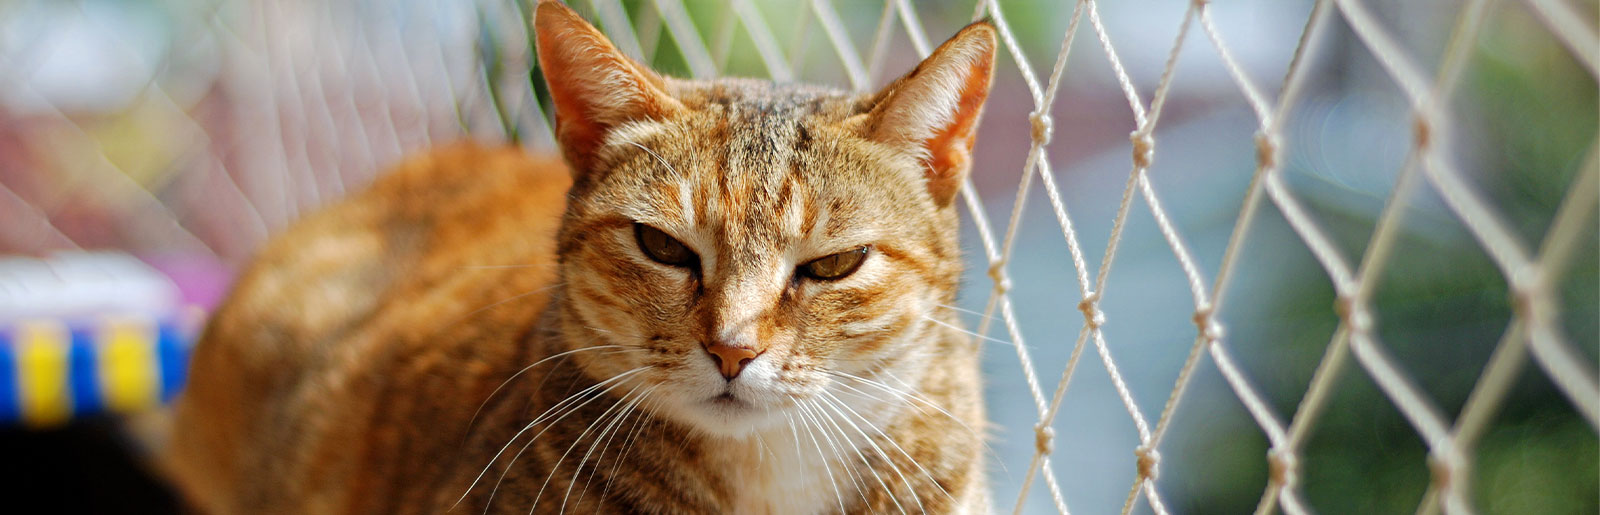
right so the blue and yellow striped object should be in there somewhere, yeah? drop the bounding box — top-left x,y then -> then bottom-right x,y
0,316 -> 193,428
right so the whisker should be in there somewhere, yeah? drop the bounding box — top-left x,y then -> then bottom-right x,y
826,370 -> 987,444
801,399 -> 890,511
752,424 -> 776,464
581,325 -> 649,340
789,410 -> 848,514
919,314 -> 1020,348
814,395 -> 918,514
821,389 -> 951,506
465,367 -> 647,512
589,347 -> 652,359
533,381 -> 647,514
834,370 -> 1007,472
825,375 -> 906,409
464,345 -> 627,442
814,394 -> 913,514
582,383 -> 656,505
812,399 -> 876,505
488,379 -> 636,513
601,395 -> 659,501
621,140 -> 683,179
561,384 -> 651,512
574,384 -> 658,508
459,263 -> 557,270
458,282 -> 567,323
933,303 -> 1001,321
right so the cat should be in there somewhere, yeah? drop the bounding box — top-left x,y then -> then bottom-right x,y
165,1 -> 997,513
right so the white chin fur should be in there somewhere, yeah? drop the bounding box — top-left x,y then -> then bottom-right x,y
661,355 -> 794,438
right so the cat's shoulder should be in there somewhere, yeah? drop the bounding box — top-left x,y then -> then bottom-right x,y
170,143 -> 574,512
191,142 -> 570,376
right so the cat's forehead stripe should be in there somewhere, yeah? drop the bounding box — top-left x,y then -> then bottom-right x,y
599,81 -> 920,264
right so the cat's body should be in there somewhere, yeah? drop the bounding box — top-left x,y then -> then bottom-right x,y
167,2 -> 997,513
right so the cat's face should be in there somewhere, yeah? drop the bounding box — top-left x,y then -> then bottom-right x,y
535,2 -> 994,437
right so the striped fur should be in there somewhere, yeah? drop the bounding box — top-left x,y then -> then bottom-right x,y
166,2 -> 996,513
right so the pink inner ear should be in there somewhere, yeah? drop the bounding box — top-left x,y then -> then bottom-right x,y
920,36 -> 995,206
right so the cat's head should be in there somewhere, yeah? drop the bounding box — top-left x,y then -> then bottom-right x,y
535,1 -> 995,438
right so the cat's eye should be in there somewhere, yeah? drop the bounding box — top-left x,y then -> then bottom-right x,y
799,247 -> 870,281
635,224 -> 698,269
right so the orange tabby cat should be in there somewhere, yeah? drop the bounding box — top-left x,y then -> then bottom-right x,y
167,1 -> 996,513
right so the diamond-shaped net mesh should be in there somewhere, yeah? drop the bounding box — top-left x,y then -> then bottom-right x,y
1,0 -> 1594,512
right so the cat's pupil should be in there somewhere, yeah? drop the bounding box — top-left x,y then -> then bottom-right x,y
635,223 -> 697,268
800,247 -> 869,281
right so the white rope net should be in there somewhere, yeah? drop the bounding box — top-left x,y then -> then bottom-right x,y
1,0 -> 1595,512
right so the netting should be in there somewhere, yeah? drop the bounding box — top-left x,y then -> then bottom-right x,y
1,0 -> 1595,513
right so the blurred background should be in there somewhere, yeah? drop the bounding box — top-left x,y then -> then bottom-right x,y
0,0 -> 1594,513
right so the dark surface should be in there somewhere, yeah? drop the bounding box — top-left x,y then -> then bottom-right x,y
0,419 -> 182,514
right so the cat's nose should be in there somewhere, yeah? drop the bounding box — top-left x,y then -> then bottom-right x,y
704,343 -> 760,380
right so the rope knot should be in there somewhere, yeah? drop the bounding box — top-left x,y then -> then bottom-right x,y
1029,111 -> 1055,143
1427,453 -> 1455,491
1333,295 -> 1353,318
1508,266 -> 1542,317
1135,446 -> 1161,480
1078,292 -> 1106,328
1033,423 -> 1055,455
988,262 -> 1012,293
1267,448 -> 1297,485
1254,131 -> 1278,169
1333,295 -> 1372,331
1130,131 -> 1155,169
1412,113 -> 1431,150
1192,306 -> 1223,341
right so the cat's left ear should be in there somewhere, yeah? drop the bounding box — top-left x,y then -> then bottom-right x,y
859,21 -> 997,207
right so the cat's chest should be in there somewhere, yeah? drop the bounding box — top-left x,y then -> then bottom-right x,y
714,429 -> 868,515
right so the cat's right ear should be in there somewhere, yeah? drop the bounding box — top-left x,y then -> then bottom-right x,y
534,1 -> 684,175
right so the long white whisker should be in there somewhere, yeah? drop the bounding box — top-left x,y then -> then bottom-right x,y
801,401 -> 873,507
755,403 -> 778,464
582,325 -> 649,340
473,367 -> 647,512
815,394 -> 918,514
879,370 -> 1005,471
563,384 -> 651,512
460,282 -> 566,321
567,389 -> 643,510
753,430 -> 775,464
822,389 -> 953,504
464,345 -> 627,443
828,370 -> 980,439
817,394 -> 919,514
602,396 -> 659,501
621,140 -> 683,179
533,382 -> 646,514
934,302 -> 1002,321
572,384 -> 657,509
460,263 -> 557,270
920,314 -> 1019,347
827,375 -> 913,411
789,410 -> 848,514
829,370 -> 1004,470
803,398 -> 893,511
593,348 -> 652,358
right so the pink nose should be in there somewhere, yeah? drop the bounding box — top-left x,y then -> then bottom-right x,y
705,343 -> 759,380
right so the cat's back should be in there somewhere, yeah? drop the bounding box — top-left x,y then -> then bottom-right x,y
167,143 -> 572,514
